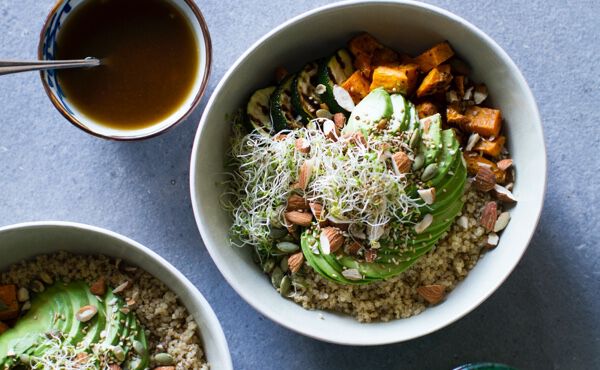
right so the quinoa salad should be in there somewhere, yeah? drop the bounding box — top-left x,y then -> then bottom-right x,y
222,33 -> 517,322
0,252 -> 208,369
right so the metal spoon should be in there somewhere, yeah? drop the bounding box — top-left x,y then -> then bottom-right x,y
0,57 -> 100,76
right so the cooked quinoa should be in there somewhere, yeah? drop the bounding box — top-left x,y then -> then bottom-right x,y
0,252 -> 208,370
287,185 -> 495,322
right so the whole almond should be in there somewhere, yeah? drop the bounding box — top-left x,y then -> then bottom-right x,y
285,211 -> 313,227
296,160 -> 313,190
392,151 -> 412,174
417,284 -> 445,304
108,364 -> 122,370
320,227 -> 344,254
287,194 -> 310,211
479,201 -> 498,232
90,277 -> 106,296
473,166 -> 496,192
333,112 -> 346,130
308,202 -> 325,222
365,249 -> 378,263
295,138 -> 310,154
496,158 -> 513,171
288,252 -> 304,273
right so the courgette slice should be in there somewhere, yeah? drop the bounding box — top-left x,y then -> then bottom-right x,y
291,61 -> 321,123
270,74 -> 302,132
317,49 -> 355,114
246,86 -> 276,136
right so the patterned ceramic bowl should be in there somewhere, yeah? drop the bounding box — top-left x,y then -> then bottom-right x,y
38,0 -> 212,140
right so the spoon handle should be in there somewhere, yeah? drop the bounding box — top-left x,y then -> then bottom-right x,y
0,58 -> 100,76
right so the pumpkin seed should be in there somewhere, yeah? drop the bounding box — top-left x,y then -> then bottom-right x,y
316,108 -> 333,119
280,257 -> 289,273
262,258 -> 276,273
279,276 -> 291,297
271,267 -> 284,289
409,129 -> 421,149
421,163 -> 438,181
154,352 -> 174,366
412,153 -> 425,171
276,241 -> 300,253
133,340 -> 146,356
30,280 -> 45,293
269,226 -> 288,239
17,287 -> 29,302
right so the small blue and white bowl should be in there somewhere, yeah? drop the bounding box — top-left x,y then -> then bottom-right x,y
38,0 -> 212,140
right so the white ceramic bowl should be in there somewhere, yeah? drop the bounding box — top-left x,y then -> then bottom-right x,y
0,221 -> 232,369
190,0 -> 546,345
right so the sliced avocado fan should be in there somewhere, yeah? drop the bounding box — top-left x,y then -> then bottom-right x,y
302,89 -> 467,284
0,281 -> 149,369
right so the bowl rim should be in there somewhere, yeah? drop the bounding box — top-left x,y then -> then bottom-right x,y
190,0 -> 547,345
0,220 -> 233,368
37,0 -> 213,141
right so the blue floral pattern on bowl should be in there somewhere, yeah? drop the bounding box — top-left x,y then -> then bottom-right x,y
40,0 -> 76,116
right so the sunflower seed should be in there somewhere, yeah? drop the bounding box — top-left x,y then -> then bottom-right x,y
414,214 -> 434,234
409,129 -> 421,149
412,153 -> 425,171
342,268 -> 362,281
494,211 -> 511,232
17,287 -> 29,302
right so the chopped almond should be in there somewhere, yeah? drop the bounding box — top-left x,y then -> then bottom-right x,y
370,64 -> 419,95
474,136 -> 506,157
341,71 -> 371,104
414,42 -> 455,72
416,64 -> 453,98
464,106 -> 502,138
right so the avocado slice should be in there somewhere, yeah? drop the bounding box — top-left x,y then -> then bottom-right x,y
419,114 -> 443,166
388,93 -> 410,133
342,87 -> 393,136
0,281 -> 150,368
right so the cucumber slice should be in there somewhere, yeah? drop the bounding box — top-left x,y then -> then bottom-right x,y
419,113 -> 442,166
342,87 -> 393,136
317,49 -> 355,114
389,94 -> 409,133
270,74 -> 302,132
246,86 -> 276,136
291,61 -> 321,123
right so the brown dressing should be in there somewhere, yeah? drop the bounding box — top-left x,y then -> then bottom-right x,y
55,0 -> 199,130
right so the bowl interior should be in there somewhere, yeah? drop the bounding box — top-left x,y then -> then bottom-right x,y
191,1 -> 545,345
0,222 -> 232,369
39,0 -> 211,140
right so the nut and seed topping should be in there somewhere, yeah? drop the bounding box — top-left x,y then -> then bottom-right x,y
288,252 -> 304,274
473,166 -> 496,192
76,305 -> 98,322
392,151 -> 412,174
285,211 -> 313,227
479,201 -> 498,232
417,284 -> 445,304
494,211 -> 511,232
319,227 -> 344,255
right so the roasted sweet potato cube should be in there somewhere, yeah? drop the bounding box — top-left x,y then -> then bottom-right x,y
446,104 -> 470,126
464,154 -> 506,183
414,41 -> 455,72
0,321 -> 8,334
0,285 -> 19,321
474,136 -> 506,157
371,47 -> 399,67
353,53 -> 373,78
348,33 -> 383,57
464,106 -> 502,137
342,71 -> 371,104
454,75 -> 466,97
449,58 -> 471,75
416,64 -> 453,97
416,101 -> 438,119
370,64 -> 419,95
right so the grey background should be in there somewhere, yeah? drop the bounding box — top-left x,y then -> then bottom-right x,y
1,0 -> 598,369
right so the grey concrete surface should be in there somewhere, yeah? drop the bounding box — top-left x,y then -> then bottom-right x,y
0,0 -> 598,369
